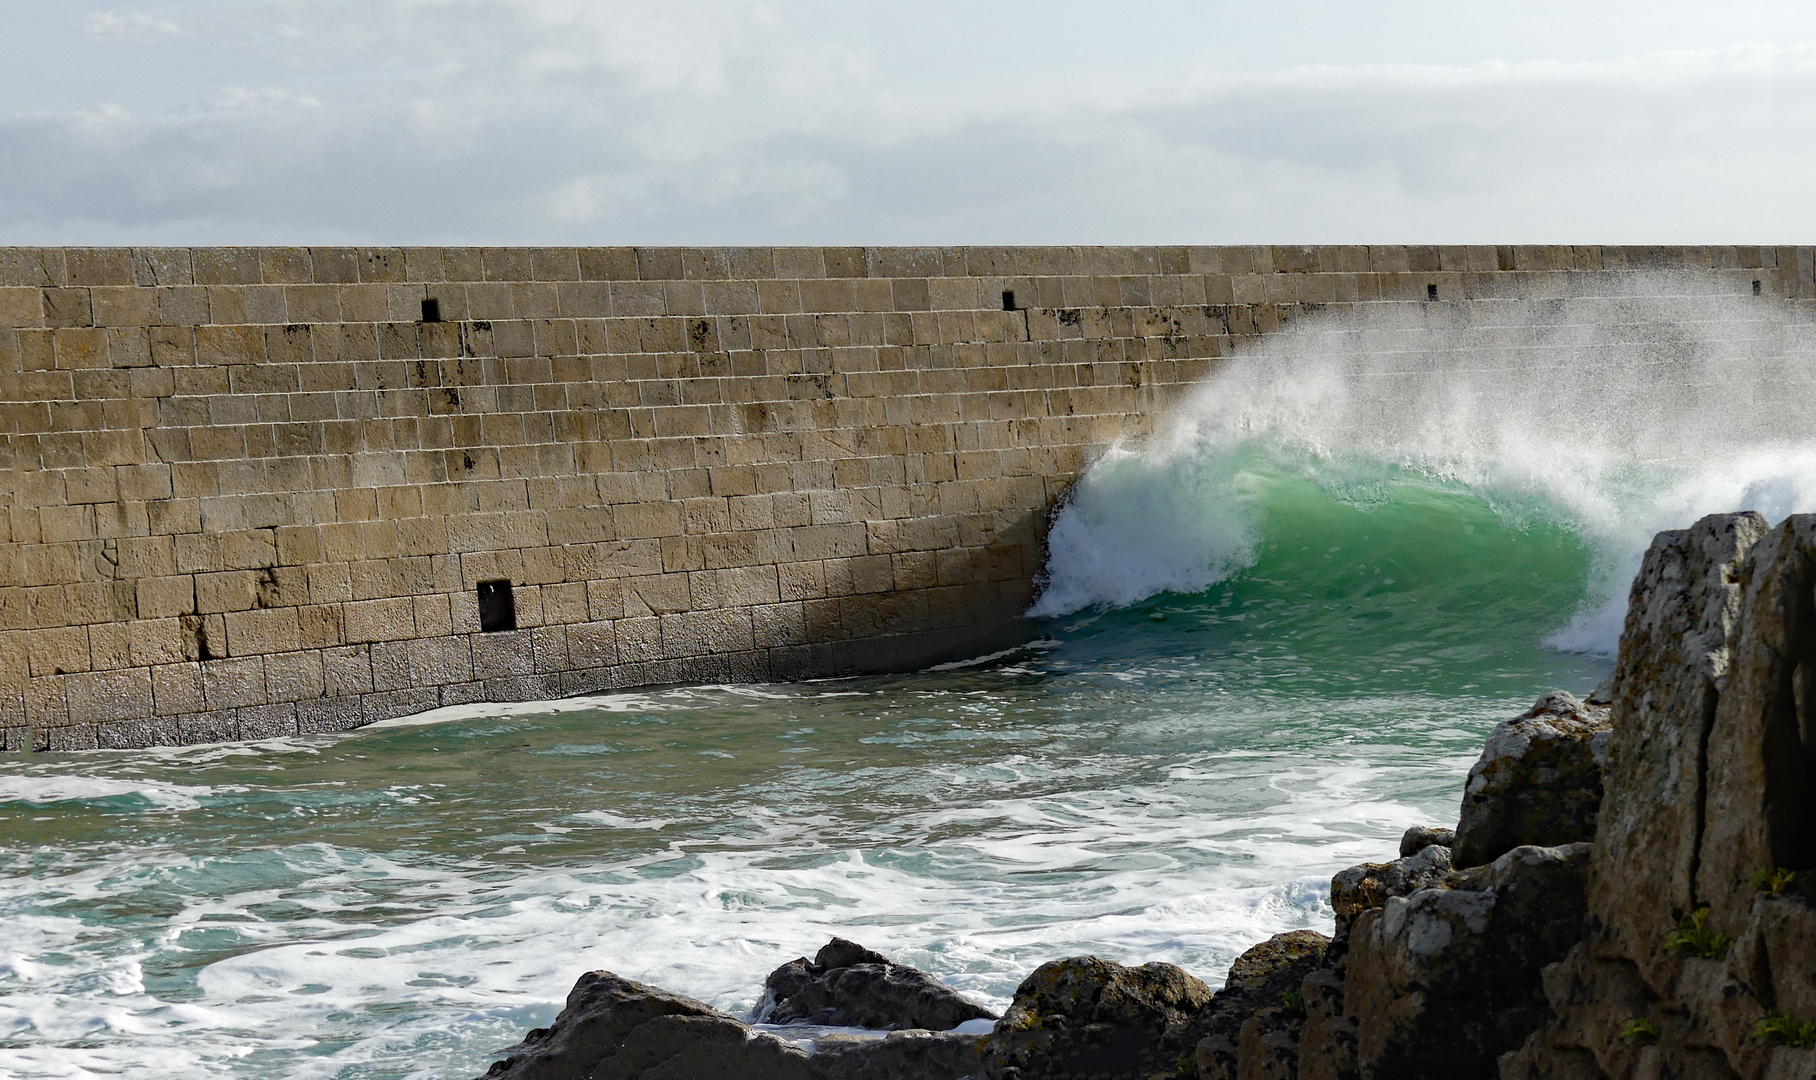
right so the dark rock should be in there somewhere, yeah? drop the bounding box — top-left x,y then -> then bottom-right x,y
1181,930 -> 1330,1080
806,1030 -> 985,1080
1301,846 -> 1454,1080
1330,843 -> 1453,937
1398,825 -> 1455,859
1295,959 -> 1357,1080
1344,842 -> 1592,1079
1451,691 -> 1611,868
480,968 -> 984,1080
760,937 -> 996,1031
480,970 -> 812,1080
979,955 -> 1214,1079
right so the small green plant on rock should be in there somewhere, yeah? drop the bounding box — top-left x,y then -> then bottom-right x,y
1619,1017 -> 1659,1045
1280,989 -> 1304,1015
1755,1012 -> 1816,1049
1752,867 -> 1797,894
1174,1053 -> 1199,1078
1666,907 -> 1732,959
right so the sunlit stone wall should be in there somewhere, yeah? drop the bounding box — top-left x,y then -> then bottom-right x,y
1,245 -> 1808,748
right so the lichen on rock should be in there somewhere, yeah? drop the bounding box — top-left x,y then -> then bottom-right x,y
978,955 -> 1214,1080
1452,691 -> 1611,869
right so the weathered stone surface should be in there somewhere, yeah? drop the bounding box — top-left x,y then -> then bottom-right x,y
806,1029 -> 986,1080
1589,511 -> 1766,989
1330,843 -> 1454,936
1507,512 -> 1816,1079
1452,691 -> 1611,868
1296,959 -> 1358,1080
1398,825 -> 1455,859
481,970 -> 813,1080
1345,842 -> 1592,1080
480,969 -> 984,1080
1183,930 -> 1330,1080
1699,517 -> 1816,936
979,955 -> 1214,1080
760,938 -> 996,1031
1295,835 -> 1460,1080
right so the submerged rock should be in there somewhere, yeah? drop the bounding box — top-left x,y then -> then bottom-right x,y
979,955 -> 1214,1079
760,937 -> 996,1031
480,968 -> 984,1080
1451,691 -> 1611,868
1182,929 -> 1330,1080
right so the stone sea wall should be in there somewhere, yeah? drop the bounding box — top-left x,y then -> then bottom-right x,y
1,245 -> 1810,749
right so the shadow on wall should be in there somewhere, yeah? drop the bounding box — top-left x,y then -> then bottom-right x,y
782,507 -> 1050,679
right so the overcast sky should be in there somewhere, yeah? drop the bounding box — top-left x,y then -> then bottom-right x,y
4,1 -> 1816,245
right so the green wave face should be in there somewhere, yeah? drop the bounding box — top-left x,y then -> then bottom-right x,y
1037,447 -> 1610,700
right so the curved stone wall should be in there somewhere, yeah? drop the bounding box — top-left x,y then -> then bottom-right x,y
0,245 -> 1807,748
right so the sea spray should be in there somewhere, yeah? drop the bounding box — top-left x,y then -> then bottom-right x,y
1035,272 -> 1816,653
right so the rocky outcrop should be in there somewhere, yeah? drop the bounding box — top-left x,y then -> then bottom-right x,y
1506,512 -> 1816,1080
978,956 -> 1214,1079
1183,930 -> 1331,1080
1345,843 -> 1592,1079
1330,843 -> 1455,935
481,971 -> 814,1080
481,966 -> 984,1080
1452,691 -> 1611,868
760,937 -> 997,1031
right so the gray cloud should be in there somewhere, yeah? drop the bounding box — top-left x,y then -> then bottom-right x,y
2,1 -> 1814,242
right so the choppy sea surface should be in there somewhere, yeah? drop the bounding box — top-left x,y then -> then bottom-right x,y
11,278 -> 1816,1079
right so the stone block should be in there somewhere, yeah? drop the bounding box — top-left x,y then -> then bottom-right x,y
297,697 -> 364,734
64,668 -> 153,724
178,711 -> 238,744
323,645 -> 373,696
344,597 -> 416,644
264,650 -> 325,702
473,630 -> 533,680
202,656 -> 266,709
152,662 -> 204,714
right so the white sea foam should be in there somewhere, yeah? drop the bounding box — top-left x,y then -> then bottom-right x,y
1034,273 -> 1816,652
0,726 -> 1445,1080
0,775 -> 215,809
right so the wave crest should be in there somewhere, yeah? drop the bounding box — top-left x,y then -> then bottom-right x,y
1033,273 -> 1816,654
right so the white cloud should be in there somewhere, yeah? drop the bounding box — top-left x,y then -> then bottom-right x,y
80,11 -> 180,39
4,1 -> 1816,243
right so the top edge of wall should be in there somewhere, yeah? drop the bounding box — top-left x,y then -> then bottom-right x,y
0,245 -> 1807,288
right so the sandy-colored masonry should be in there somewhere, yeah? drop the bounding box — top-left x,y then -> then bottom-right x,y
1,245 -> 1809,749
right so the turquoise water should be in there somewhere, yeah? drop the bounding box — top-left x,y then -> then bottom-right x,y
0,471 -> 1608,1080
17,284 -> 1816,1079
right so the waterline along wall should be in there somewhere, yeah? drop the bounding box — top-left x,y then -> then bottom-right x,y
1,245 -> 1810,750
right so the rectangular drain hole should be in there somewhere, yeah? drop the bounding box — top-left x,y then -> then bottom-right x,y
1427,284 -> 1439,301
1002,290 -> 1017,311
1754,280 -> 1763,296
477,580 -> 516,633
421,297 -> 442,323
